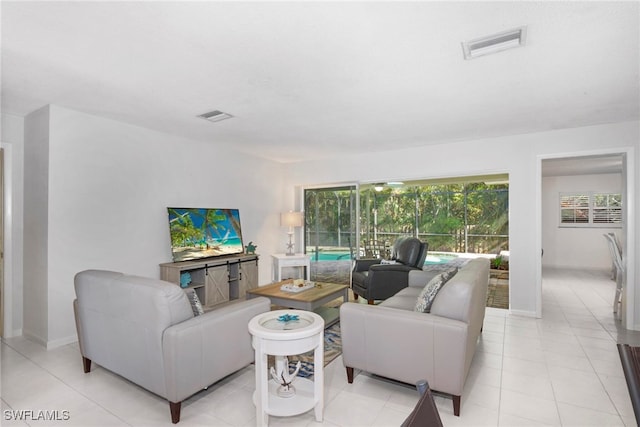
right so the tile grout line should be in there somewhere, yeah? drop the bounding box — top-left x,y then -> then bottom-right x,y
566,276 -> 629,422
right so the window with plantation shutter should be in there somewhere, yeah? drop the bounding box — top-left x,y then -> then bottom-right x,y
560,194 -> 589,224
559,192 -> 622,228
593,193 -> 622,224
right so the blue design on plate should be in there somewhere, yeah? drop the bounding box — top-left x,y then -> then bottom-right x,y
277,314 -> 300,322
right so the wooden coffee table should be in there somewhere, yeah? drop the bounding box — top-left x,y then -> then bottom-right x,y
246,280 -> 348,327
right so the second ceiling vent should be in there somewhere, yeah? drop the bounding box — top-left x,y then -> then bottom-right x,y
462,27 -> 527,60
198,110 -> 234,123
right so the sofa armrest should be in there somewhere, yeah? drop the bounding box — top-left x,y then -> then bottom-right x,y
353,258 -> 382,272
340,302 -> 469,396
369,263 -> 416,273
162,297 -> 270,402
364,264 -> 418,297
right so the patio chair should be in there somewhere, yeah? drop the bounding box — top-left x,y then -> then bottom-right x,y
363,239 -> 391,259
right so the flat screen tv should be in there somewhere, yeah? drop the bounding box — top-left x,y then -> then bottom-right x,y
167,208 -> 244,262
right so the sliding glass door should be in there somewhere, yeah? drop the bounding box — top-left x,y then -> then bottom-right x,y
302,178 -> 508,284
304,186 -> 357,285
359,180 -> 509,255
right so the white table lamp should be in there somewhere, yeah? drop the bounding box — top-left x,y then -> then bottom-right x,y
281,211 -> 303,256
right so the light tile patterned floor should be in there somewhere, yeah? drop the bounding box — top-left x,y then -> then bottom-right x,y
2,267 -> 638,426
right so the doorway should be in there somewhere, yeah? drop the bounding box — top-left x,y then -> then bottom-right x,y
538,151 -> 634,328
0,148 -> 4,337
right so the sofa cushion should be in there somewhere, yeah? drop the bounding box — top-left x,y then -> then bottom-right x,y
379,286 -> 422,310
380,294 -> 418,310
414,268 -> 458,313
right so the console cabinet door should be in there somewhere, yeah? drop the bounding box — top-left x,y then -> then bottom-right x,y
239,259 -> 259,298
204,265 -> 230,306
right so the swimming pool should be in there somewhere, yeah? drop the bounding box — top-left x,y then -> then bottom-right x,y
308,251 -> 354,261
424,253 -> 460,265
308,251 -> 459,265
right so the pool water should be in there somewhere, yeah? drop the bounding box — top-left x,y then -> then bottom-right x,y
424,254 -> 459,265
308,252 -> 353,261
308,251 -> 458,265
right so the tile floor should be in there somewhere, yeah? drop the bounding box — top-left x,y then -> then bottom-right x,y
2,267 -> 639,426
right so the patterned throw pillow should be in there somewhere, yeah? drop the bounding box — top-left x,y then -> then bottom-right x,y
414,268 -> 458,313
184,288 -> 204,316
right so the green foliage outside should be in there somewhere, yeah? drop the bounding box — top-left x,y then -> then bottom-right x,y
304,182 -> 509,255
305,187 -> 357,249
361,183 -> 508,253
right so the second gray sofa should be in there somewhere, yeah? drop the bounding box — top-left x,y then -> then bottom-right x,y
340,257 -> 490,416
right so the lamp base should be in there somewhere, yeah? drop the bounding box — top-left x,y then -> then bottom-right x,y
286,233 -> 295,256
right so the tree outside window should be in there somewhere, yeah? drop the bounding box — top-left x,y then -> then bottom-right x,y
560,192 -> 622,227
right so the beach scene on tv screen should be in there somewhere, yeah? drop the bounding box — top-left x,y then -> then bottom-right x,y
168,208 -> 244,262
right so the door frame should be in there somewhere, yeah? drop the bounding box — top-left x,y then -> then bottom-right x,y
0,147 -> 4,337
536,147 -> 636,328
301,183 -> 360,255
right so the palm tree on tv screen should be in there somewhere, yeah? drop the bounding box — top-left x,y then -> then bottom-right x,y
168,209 -> 203,248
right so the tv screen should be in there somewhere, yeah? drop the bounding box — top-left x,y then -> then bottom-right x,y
167,208 -> 244,262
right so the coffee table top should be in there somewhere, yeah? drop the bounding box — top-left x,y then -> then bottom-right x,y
247,280 -> 348,303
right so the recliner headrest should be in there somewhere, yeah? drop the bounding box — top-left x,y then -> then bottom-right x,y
393,237 -> 427,268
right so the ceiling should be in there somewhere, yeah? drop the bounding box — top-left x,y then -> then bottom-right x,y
2,2 -> 638,163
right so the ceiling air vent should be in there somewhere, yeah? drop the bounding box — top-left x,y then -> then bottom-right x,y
462,27 -> 527,60
197,110 -> 233,123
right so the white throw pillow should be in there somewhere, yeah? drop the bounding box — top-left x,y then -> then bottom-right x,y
414,268 -> 458,313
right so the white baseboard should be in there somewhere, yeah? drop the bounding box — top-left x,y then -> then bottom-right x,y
6,328 -> 23,338
46,335 -> 78,350
22,330 -> 46,347
542,265 -> 609,274
22,331 -> 78,349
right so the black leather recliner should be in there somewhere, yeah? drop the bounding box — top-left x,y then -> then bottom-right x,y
351,237 -> 428,304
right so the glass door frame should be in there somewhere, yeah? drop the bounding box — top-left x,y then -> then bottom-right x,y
301,182 -> 361,257
298,182 -> 360,284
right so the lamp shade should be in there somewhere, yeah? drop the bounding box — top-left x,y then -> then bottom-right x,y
280,211 -> 303,228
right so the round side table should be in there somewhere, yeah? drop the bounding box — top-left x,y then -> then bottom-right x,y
248,309 -> 324,427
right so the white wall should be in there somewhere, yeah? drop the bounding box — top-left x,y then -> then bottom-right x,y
25,105 -> 284,347
11,108 -> 640,343
542,174 -> 622,270
1,113 -> 25,337
286,121 -> 640,321
23,106 -> 51,344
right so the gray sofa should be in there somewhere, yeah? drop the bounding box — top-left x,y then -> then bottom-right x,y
73,270 -> 270,423
340,258 -> 490,416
